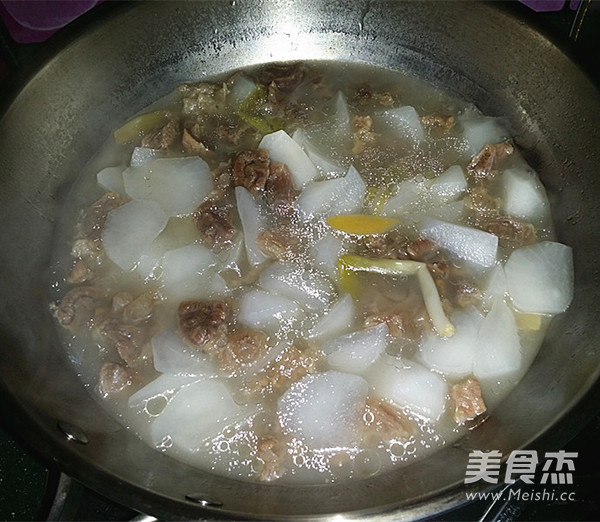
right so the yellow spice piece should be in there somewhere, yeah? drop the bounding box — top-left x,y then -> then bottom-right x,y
515,312 -> 543,331
326,214 -> 400,235
113,110 -> 170,144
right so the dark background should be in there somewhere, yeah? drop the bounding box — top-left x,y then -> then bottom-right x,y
1,1 -> 599,520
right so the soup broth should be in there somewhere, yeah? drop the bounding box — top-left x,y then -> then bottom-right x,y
49,61 -> 573,484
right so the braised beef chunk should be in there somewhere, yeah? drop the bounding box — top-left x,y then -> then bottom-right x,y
141,118 -> 180,150
98,362 -> 131,397
467,141 -> 514,181
266,162 -> 296,215
353,86 -> 395,107
233,149 -> 271,195
451,377 -> 487,423
363,398 -> 414,443
211,330 -> 268,374
481,216 -> 537,248
359,230 -> 410,259
80,192 -> 123,241
66,259 -> 93,284
257,229 -> 299,261
53,286 -> 104,330
121,292 -> 158,324
182,126 -> 213,159
178,300 -> 229,347
466,186 -> 502,220
193,198 -> 236,248
420,114 -> 455,135
179,82 -> 228,116
99,320 -> 148,367
212,161 -> 234,192
259,63 -> 304,93
256,436 -> 286,482
352,115 -> 378,155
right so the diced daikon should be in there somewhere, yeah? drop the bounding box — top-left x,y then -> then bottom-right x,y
421,218 -> 498,268
130,147 -> 162,167
311,233 -> 345,280
159,244 -> 219,300
429,165 -> 467,202
482,264 -> 509,309
102,200 -> 168,271
309,294 -> 356,340
97,166 -> 125,195
123,157 -> 212,216
368,356 -> 448,420
501,167 -> 549,221
504,241 -> 574,314
238,289 -> 304,332
473,297 -> 522,380
418,307 -> 484,379
277,371 -> 368,449
228,74 -> 256,107
152,329 -> 217,377
151,380 -> 251,451
381,178 -> 426,215
259,263 -> 336,311
259,130 -> 318,189
461,115 -> 509,155
235,186 -> 268,266
325,323 -> 388,374
377,106 -> 425,143
127,373 -> 200,409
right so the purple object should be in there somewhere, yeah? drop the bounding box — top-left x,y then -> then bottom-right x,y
0,0 -> 98,43
519,0 -> 581,11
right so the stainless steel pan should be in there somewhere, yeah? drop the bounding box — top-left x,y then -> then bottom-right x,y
1,1 -> 600,519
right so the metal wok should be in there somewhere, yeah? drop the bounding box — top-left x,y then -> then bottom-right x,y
1,1 -> 600,519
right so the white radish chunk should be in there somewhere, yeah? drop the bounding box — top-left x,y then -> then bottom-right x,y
297,165 -> 366,217
228,74 -> 256,107
309,294 -> 356,340
259,130 -> 318,189
127,373 -> 200,409
368,356 -> 448,421
235,187 -> 268,266
418,307 -> 484,379
461,115 -> 509,155
473,297 -> 522,380
102,200 -> 168,271
421,199 -> 465,225
238,289 -> 303,332
504,241 -> 574,314
311,233 -> 345,280
325,323 -> 389,374
151,380 -> 250,451
292,129 -> 345,179
130,147 -> 162,167
152,329 -> 217,377
381,178 -> 426,215
277,371 -> 368,449
259,263 -> 336,311
123,157 -> 212,216
482,264 -> 509,309
430,165 -> 467,202
159,244 -> 219,300
97,166 -> 125,195
501,167 -> 549,221
377,106 -> 425,143
421,218 -> 498,268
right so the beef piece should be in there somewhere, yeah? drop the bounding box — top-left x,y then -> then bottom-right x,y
266,162 -> 295,216
193,198 -> 236,248
353,87 -> 394,107
180,82 -> 228,116
257,229 -> 299,261
121,292 -> 158,324
259,63 -> 304,93
359,230 -> 410,259
182,127 -> 213,159
66,259 -> 93,284
244,346 -> 319,398
467,141 -> 514,181
233,149 -> 271,195
364,312 -> 406,337
100,321 -> 148,367
406,237 -> 440,262
53,286 -> 104,331
420,114 -> 455,136
111,292 -> 133,314
352,115 -> 378,155
363,398 -> 414,443
212,161 -> 234,192
216,122 -> 248,147
98,362 -> 131,397
256,436 -> 286,482
178,300 -> 229,347
211,330 -> 268,375
465,186 -> 502,223
80,192 -> 123,241
481,216 -> 537,248
71,238 -> 102,259
364,308 -> 428,339
451,377 -> 487,423
141,118 -> 180,150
